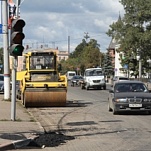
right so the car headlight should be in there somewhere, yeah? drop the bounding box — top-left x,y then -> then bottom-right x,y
115,98 -> 127,102
88,78 -> 92,82
144,98 -> 151,102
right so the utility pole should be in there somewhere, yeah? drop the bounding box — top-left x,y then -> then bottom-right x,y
68,36 -> 70,55
9,0 -> 17,121
2,0 -> 11,101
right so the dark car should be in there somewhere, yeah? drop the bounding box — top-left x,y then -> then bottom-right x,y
108,80 -> 151,114
0,74 -> 4,93
0,81 -> 4,93
111,76 -> 129,87
70,75 -> 83,87
0,74 -> 4,81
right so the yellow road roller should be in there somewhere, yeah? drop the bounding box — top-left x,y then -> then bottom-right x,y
17,51 -> 67,107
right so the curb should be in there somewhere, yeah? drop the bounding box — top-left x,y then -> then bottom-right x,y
0,135 -> 39,150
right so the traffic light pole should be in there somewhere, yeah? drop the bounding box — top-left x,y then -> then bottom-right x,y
11,56 -> 17,120
2,0 -> 11,101
11,0 -> 19,121
11,0 -> 25,121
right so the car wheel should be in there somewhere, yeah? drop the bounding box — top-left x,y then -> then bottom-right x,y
103,85 -> 106,90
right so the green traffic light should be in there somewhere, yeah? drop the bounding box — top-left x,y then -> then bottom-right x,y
11,44 -> 24,56
10,19 -> 25,56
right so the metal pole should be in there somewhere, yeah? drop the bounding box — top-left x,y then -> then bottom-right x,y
139,59 -> 142,80
2,0 -> 11,101
68,36 -> 70,55
11,0 -> 20,121
11,56 -> 17,120
15,0 -> 19,16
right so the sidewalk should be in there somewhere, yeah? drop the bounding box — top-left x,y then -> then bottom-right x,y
0,94 -> 44,150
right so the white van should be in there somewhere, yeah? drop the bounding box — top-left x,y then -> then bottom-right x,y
81,68 -> 106,90
66,71 -> 76,81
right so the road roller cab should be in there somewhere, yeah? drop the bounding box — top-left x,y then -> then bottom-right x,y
17,51 -> 67,107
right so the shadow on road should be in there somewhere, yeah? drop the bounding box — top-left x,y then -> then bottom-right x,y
66,100 -> 93,107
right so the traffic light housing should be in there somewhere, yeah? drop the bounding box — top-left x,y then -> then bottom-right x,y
10,18 -> 25,56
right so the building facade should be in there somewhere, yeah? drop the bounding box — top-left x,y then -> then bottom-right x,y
107,38 -> 125,77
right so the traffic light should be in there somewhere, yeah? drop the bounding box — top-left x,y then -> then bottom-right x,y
10,18 -> 25,56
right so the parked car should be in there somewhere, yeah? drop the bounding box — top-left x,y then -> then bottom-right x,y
111,76 -> 129,87
0,74 -> 4,93
0,74 -> 4,81
0,81 -> 4,93
70,75 -> 83,87
66,71 -> 76,81
108,80 -> 151,115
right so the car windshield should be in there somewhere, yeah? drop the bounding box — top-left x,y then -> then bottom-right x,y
69,73 -> 76,76
85,69 -> 103,76
115,83 -> 148,93
72,76 -> 83,79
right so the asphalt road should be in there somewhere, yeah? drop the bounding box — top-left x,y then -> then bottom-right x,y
21,84 -> 151,151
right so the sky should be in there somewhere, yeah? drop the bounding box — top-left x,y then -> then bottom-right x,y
1,0 -> 125,53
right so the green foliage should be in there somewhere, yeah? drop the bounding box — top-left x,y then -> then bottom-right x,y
102,52 -> 114,76
106,0 -> 151,76
70,39 -> 87,58
61,38 -> 102,75
82,39 -> 101,68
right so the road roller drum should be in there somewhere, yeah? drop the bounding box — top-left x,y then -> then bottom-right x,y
23,89 -> 67,107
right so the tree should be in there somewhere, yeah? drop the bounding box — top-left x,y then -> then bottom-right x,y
102,52 -> 114,76
70,39 -> 87,58
82,39 -> 101,68
106,0 -> 151,76
61,38 -> 102,75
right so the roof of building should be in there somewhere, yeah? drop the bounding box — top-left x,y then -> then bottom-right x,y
108,38 -> 118,50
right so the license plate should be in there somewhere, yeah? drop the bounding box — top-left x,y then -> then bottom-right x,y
129,104 -> 142,107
